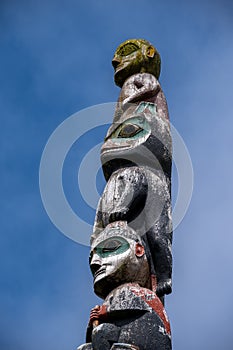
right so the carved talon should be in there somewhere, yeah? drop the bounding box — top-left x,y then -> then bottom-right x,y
109,209 -> 129,223
156,280 -> 172,297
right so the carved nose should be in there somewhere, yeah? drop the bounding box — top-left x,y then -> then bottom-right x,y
90,254 -> 102,275
90,262 -> 102,276
112,58 -> 120,70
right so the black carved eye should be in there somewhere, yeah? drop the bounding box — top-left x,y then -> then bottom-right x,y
118,123 -> 142,138
92,237 -> 130,258
118,43 -> 139,56
102,239 -> 121,253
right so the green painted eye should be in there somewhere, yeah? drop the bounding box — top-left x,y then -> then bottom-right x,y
118,123 -> 142,138
106,116 -> 150,141
102,239 -> 122,252
93,236 -> 130,258
117,43 -> 139,56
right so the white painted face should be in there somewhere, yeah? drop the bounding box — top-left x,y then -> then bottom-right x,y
89,223 -> 150,299
90,235 -> 135,285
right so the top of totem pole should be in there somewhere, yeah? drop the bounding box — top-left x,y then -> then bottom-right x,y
112,38 -> 161,87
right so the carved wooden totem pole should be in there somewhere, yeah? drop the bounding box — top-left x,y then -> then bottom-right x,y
77,39 -> 172,350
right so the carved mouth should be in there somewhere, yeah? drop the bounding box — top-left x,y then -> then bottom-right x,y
101,144 -> 132,154
94,268 -> 106,279
115,61 -> 130,73
101,146 -> 134,163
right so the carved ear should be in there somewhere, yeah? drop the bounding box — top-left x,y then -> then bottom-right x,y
135,243 -> 145,257
146,46 -> 155,58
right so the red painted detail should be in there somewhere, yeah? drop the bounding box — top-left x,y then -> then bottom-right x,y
151,274 -> 157,293
131,286 -> 171,335
89,304 -> 108,326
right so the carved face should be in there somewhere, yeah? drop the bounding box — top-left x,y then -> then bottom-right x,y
112,39 -> 161,87
101,102 -> 172,181
90,222 -> 150,299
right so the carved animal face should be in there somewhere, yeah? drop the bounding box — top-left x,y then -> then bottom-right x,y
112,39 -> 161,87
101,102 -> 172,180
90,222 -> 150,299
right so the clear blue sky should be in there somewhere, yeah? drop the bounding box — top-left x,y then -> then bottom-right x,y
1,1 -> 233,349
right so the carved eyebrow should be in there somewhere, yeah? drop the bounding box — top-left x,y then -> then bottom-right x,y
117,43 -> 139,56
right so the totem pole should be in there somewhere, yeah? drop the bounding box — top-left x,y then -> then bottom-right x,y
77,39 -> 173,350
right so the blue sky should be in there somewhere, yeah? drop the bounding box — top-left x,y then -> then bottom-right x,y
1,0 -> 233,349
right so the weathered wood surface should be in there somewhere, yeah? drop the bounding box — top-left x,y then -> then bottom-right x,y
77,39 -> 173,350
